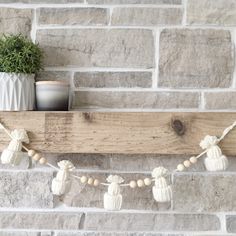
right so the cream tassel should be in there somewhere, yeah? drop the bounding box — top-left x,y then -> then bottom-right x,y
200,135 -> 228,171
1,129 -> 29,166
104,175 -> 124,211
51,160 -> 75,196
152,167 -> 172,202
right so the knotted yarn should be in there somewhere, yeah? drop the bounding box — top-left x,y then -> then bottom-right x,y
1,129 -> 29,166
200,135 -> 228,171
152,166 -> 172,202
104,175 -> 124,211
51,160 -> 75,196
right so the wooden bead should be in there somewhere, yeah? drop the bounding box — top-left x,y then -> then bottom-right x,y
87,178 -> 93,185
93,179 -> 100,187
129,181 -> 137,188
32,153 -> 41,161
28,150 -> 36,157
137,179 -> 144,187
80,176 -> 87,184
39,157 -> 47,165
144,178 -> 152,186
177,164 -> 185,172
190,156 -> 197,164
183,160 -> 191,168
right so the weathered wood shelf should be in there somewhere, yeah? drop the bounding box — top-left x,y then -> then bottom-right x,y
0,112 -> 236,155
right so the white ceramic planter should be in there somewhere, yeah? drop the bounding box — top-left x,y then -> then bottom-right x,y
36,81 -> 69,111
0,73 -> 35,111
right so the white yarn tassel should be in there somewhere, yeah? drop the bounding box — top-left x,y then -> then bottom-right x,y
104,175 -> 124,211
152,167 -> 172,202
1,129 -> 29,166
200,135 -> 228,171
51,160 -> 75,196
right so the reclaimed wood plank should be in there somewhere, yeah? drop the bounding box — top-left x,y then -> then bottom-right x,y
0,112 -> 235,155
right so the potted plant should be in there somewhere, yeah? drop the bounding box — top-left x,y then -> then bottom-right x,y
0,34 -> 43,111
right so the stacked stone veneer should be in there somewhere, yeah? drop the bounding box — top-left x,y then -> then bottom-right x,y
0,0 -> 236,235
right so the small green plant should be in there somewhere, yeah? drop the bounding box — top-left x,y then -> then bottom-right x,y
0,34 -> 43,74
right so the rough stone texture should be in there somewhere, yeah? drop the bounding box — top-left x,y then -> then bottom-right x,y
45,153 -> 111,170
73,91 -> 199,109
56,233 -> 183,236
0,8 -> 32,37
46,153 -> 205,172
36,29 -> 154,68
0,0 -> 235,235
187,0 -> 236,26
0,212 -> 84,230
0,0 -> 83,2
192,235 -> 229,236
40,233 -> 52,236
37,154 -> 236,173
0,153 -> 36,170
205,92 -> 236,110
226,215 -> 236,233
36,71 -> 71,82
38,8 -> 108,26
0,170 -> 54,208
173,173 -> 236,212
74,72 -> 152,88
87,0 -> 182,4
62,171 -> 170,210
112,7 -> 183,26
109,154 -> 205,172
159,29 -> 234,89
84,212 -> 220,231
0,233 -> 52,236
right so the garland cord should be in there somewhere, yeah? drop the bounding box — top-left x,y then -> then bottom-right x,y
1,120 -> 236,187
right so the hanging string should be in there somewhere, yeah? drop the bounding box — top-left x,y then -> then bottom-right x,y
0,120 -> 236,188
218,121 -> 236,142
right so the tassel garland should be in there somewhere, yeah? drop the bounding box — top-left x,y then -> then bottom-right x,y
0,120 -> 235,211
200,135 -> 228,171
104,175 -> 124,211
1,129 -> 29,166
51,160 -> 75,196
152,167 -> 172,202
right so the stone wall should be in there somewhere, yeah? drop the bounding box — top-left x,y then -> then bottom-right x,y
0,0 -> 236,235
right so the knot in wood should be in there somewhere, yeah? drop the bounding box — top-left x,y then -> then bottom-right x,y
171,119 -> 185,136
83,112 -> 93,122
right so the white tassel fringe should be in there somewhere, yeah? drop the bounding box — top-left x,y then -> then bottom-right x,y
51,160 -> 75,196
204,155 -> 228,171
104,175 -> 124,211
152,185 -> 172,202
1,129 -> 29,166
200,135 -> 228,171
152,167 -> 172,202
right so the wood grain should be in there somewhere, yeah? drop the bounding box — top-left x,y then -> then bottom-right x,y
0,112 -> 236,155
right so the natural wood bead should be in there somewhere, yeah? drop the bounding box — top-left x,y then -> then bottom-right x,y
28,150 -> 36,157
129,181 -> 137,188
137,179 -> 144,187
88,178 -> 93,185
32,153 -> 41,161
80,176 -> 87,184
190,156 -> 197,164
39,157 -> 47,165
183,160 -> 191,168
144,178 -> 152,186
177,164 -> 185,172
93,179 -> 100,187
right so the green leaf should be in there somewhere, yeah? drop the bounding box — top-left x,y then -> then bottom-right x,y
0,34 -> 43,74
